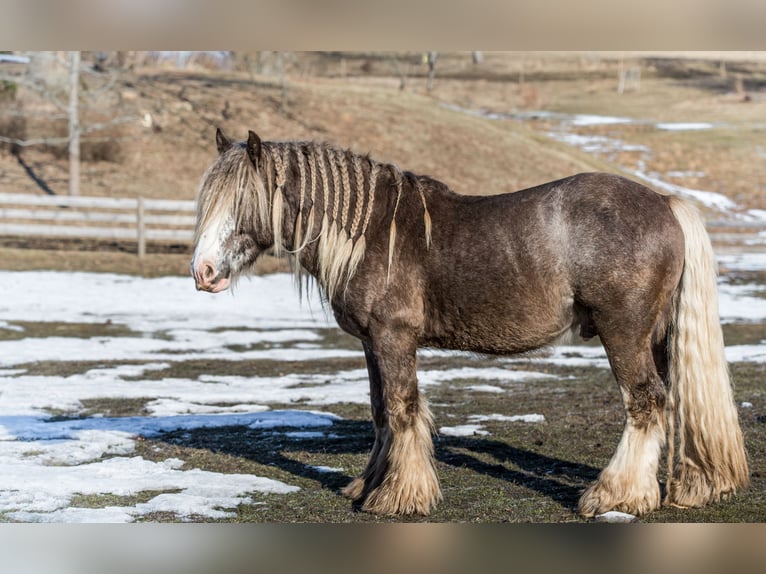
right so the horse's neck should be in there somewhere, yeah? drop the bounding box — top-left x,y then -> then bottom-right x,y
271,142 -> 383,299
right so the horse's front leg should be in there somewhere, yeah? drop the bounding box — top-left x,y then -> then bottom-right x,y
344,330 -> 441,515
342,341 -> 386,502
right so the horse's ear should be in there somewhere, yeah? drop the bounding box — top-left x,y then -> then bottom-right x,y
246,130 -> 262,168
215,128 -> 233,155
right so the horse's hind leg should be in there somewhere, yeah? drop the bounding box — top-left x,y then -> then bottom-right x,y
579,329 -> 668,517
344,331 -> 441,515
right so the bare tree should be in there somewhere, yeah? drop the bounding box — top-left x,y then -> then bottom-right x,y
426,51 -> 438,92
68,51 -> 80,196
0,51 -> 136,195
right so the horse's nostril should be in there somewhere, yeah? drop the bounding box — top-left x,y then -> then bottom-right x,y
202,262 -> 216,282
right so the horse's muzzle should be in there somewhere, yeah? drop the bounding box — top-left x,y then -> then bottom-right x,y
192,260 -> 231,293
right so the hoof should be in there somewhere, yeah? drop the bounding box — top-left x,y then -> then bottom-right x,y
579,478 -> 660,517
361,482 -> 439,516
342,477 -> 366,501
665,464 -> 741,509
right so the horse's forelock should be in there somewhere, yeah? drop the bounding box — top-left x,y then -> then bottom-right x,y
194,145 -> 269,244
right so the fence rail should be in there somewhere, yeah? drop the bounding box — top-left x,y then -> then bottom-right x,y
0,194 -> 762,258
0,193 -> 196,257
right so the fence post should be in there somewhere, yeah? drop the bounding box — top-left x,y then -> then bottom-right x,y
137,197 -> 146,258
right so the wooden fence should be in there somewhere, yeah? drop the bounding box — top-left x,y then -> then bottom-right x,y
0,193 -> 762,258
0,193 -> 196,257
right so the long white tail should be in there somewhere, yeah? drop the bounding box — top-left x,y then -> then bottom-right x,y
665,196 -> 749,507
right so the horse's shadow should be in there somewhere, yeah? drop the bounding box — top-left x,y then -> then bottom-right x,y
158,417 -> 600,513
435,435 -> 600,509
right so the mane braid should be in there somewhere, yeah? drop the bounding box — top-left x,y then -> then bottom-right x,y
270,144 -> 288,258
360,161 -> 379,238
305,145 -> 319,246
315,146 -> 332,288
292,144 -> 308,255
416,179 -> 432,249
328,147 -> 341,225
337,150 -> 352,233
349,154 -> 366,239
336,150 -> 355,280
317,145 -> 332,214
264,149 -> 275,219
345,156 -> 377,292
318,147 -> 343,293
387,166 -> 404,285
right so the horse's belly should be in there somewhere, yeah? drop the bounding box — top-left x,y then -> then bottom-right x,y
422,293 -> 574,355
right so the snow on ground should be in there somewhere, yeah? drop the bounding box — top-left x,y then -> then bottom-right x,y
719,252 -> 766,272
440,413 -> 545,437
655,122 -> 714,131
718,282 -> 766,323
0,271 -> 332,331
631,168 -> 739,212
0,249 -> 763,522
596,510 -> 637,523
569,114 -> 634,126
439,424 -> 489,437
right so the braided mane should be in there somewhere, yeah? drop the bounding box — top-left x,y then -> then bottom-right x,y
195,139 -> 432,300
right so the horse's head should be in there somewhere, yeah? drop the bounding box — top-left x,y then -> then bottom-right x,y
192,129 -> 271,292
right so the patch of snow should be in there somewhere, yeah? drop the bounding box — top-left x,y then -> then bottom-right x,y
718,253 -> 766,272
546,132 -> 649,155
656,122 -> 714,131
725,345 -> 766,363
506,345 -> 610,369
596,510 -> 637,523
569,114 -> 634,126
0,410 -> 339,442
0,271 -> 333,332
3,456 -> 298,523
439,424 -> 489,437
631,169 -> 738,212
308,465 -> 343,473
146,399 -> 268,417
283,431 -> 327,439
0,334 -> 358,368
0,409 -> 336,522
466,385 -> 505,393
418,367 -> 553,386
666,170 -> 706,178
718,283 -> 766,323
741,402 -> 753,408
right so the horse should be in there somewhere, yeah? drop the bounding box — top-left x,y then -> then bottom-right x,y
191,128 -> 749,518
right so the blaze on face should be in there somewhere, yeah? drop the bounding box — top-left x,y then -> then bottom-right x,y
191,129 -> 266,293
